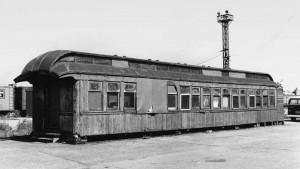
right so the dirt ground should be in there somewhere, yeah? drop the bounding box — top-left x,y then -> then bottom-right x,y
0,120 -> 300,169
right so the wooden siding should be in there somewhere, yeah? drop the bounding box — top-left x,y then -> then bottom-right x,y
60,115 -> 73,132
78,110 -> 279,136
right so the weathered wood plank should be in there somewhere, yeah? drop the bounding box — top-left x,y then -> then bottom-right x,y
60,116 -> 73,132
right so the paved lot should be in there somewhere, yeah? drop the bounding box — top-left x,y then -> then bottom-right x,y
0,120 -> 300,169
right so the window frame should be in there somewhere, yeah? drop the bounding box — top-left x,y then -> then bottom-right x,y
256,90 -> 262,108
88,81 -> 103,112
262,90 -> 269,108
212,88 -> 221,109
240,89 -> 247,109
269,90 -> 276,107
232,88 -> 239,109
180,86 -> 191,110
107,82 -> 120,110
202,87 -> 211,109
124,83 -> 136,109
191,87 -> 201,109
167,84 -> 178,111
222,88 -> 231,109
249,89 -> 256,109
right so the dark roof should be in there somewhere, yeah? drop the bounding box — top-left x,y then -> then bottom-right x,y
14,50 -> 277,87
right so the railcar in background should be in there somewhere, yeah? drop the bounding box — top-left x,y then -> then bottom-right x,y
0,85 -> 32,117
0,85 -> 14,113
14,50 -> 284,142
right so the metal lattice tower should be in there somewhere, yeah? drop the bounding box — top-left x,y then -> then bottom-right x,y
217,10 -> 234,69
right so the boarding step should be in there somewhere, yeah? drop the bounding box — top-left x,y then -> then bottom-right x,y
32,132 -> 61,143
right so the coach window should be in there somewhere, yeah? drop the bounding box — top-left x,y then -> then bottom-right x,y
124,83 -> 136,109
262,90 -> 268,108
168,85 -> 178,110
180,86 -> 191,110
0,89 -> 4,98
232,89 -> 239,109
222,88 -> 230,109
203,88 -> 211,109
249,90 -> 255,108
256,90 -> 262,108
107,82 -> 120,110
88,81 -> 102,111
269,90 -> 275,107
192,87 -> 200,109
213,88 -> 221,109
240,89 -> 247,109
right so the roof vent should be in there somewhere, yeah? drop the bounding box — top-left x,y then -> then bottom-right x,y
148,59 -> 152,61
113,55 -> 118,56
183,63 -> 187,65
123,56 -> 126,58
156,60 -> 159,61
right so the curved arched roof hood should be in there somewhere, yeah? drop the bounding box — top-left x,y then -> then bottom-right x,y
14,50 -> 276,87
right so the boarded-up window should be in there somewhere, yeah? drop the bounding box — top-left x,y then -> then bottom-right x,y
192,87 -> 200,108
203,88 -> 211,109
180,67 -> 190,73
88,81 -> 103,111
76,56 -> 93,63
269,90 -> 275,107
180,86 -> 190,110
168,85 -> 177,110
169,66 -> 180,72
124,83 -> 136,108
213,88 -> 221,109
191,68 -> 202,74
59,83 -> 73,112
129,62 -> 142,69
156,65 -> 169,71
232,89 -> 239,109
141,63 -> 155,70
94,58 -> 112,65
222,88 -> 230,109
107,82 -> 120,109
0,89 -> 4,98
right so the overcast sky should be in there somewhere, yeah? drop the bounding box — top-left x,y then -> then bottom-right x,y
0,0 -> 299,91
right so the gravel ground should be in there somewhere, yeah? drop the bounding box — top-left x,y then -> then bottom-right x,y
0,120 -> 299,169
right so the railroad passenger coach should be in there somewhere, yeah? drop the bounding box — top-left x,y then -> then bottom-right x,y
14,50 -> 284,141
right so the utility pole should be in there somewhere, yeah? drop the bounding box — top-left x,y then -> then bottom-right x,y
217,10 -> 234,69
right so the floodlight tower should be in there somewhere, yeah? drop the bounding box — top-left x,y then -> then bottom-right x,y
217,10 -> 234,69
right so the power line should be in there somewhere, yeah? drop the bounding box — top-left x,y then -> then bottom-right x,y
196,51 -> 222,65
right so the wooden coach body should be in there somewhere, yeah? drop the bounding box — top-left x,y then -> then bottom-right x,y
14,50 -> 284,137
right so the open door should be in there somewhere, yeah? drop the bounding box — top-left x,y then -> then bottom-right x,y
44,82 -> 60,130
